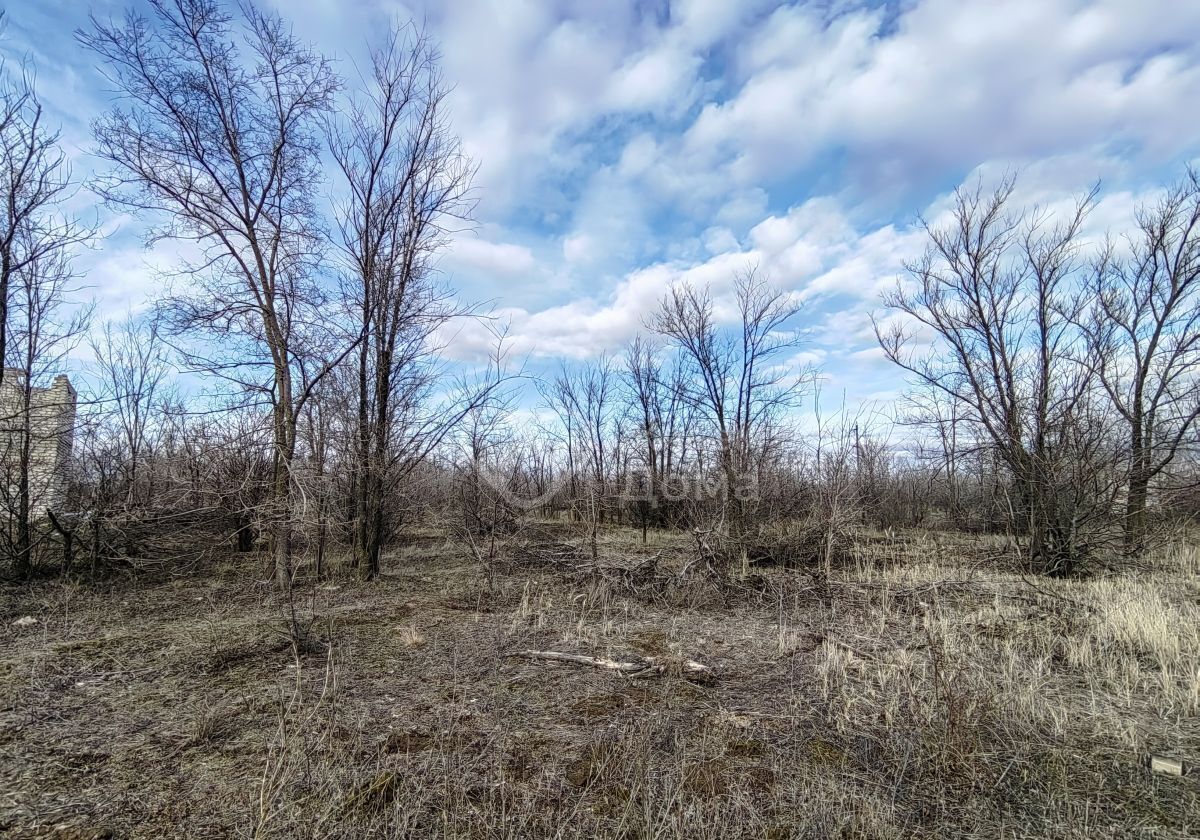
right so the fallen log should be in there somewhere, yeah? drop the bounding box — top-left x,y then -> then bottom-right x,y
517,649 -> 713,681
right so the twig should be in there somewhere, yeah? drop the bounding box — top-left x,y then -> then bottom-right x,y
515,649 -> 713,680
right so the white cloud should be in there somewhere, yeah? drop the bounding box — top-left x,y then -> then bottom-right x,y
424,0 -> 761,215
605,45 -> 700,113
701,227 -> 739,254
17,0 -> 1200,416
562,233 -> 594,265
443,236 -> 537,280
679,0 -> 1200,191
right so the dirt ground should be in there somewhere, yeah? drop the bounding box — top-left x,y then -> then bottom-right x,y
1,524 -> 1197,838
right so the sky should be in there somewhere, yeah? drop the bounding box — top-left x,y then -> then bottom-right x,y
3,0 -> 1200,417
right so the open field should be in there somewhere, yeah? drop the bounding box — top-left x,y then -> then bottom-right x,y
1,525 -> 1198,839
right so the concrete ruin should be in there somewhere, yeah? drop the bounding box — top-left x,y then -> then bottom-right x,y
0,369 -> 77,514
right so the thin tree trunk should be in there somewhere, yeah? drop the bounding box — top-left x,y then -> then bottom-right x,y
13,381 -> 33,579
353,339 -> 370,568
364,475 -> 385,580
272,406 -> 297,591
1125,469 -> 1150,556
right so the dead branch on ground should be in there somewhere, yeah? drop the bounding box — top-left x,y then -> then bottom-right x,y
516,649 -> 714,681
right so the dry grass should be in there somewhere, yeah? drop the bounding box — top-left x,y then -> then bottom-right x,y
0,525 -> 1197,838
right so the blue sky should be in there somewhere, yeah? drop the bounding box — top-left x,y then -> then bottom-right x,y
4,0 -> 1200,415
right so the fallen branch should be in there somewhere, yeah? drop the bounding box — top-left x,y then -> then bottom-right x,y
517,649 -> 714,681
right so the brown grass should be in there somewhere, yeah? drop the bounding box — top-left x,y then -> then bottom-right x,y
0,525 -> 1197,838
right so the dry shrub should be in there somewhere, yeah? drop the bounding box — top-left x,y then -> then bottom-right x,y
395,624 -> 425,648
180,702 -> 230,748
748,518 -> 854,572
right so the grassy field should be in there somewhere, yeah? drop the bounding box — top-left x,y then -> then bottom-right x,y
1,524 -> 1198,838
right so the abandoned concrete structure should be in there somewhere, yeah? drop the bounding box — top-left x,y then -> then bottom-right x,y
0,369 -> 77,513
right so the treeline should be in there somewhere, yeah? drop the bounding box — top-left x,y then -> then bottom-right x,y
0,2 -> 492,582
1,1 -> 1198,583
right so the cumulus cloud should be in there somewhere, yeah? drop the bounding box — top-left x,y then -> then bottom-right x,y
11,0 -> 1200,414
443,236 -> 538,279
548,0 -> 1200,257
682,0 -> 1200,191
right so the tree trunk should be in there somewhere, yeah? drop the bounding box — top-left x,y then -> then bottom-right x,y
314,436 -> 328,580
62,530 -> 73,575
1124,416 -> 1151,557
0,252 -> 9,393
363,481 -> 385,581
273,526 -> 292,590
271,407 -> 297,591
236,519 -> 255,553
13,386 -> 33,579
1124,469 -> 1150,557
352,339 -> 370,568
1025,486 -> 1075,577
1010,458 -> 1075,577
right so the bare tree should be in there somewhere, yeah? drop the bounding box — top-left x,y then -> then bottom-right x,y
1082,169 -> 1200,555
877,177 -> 1116,575
623,336 -> 690,541
297,383 -> 334,579
0,20 -> 84,394
542,369 -> 580,519
652,267 -> 810,573
454,385 -> 519,581
79,0 -> 343,589
89,313 -> 172,508
901,387 -> 970,528
328,23 -> 479,579
1,239 -> 90,577
190,404 -> 272,554
543,357 -> 617,547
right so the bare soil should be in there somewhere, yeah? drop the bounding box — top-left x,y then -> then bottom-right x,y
1,526 -> 1197,838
